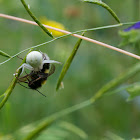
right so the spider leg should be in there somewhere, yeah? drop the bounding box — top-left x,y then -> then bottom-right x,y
17,56 -> 23,60
30,76 -> 42,85
17,63 -> 33,75
17,82 -> 30,89
18,82 -> 46,97
36,89 -> 46,97
15,72 -> 31,83
42,60 -> 61,65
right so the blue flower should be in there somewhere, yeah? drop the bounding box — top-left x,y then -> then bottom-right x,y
124,21 -> 140,32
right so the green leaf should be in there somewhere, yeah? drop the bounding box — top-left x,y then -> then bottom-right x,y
0,50 -> 11,58
13,120 -> 87,140
59,121 -> 88,139
56,32 -> 85,91
132,138 -> 140,140
105,131 -> 125,140
83,0 -> 120,23
126,83 -> 140,101
119,30 -> 140,47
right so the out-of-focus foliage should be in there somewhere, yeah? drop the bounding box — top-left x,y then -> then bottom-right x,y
127,83 -> 140,101
119,21 -> 140,47
103,131 -> 125,140
0,0 -> 140,140
119,30 -> 140,47
0,121 -> 88,140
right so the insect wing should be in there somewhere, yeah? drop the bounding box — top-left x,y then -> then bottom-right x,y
48,64 -> 55,77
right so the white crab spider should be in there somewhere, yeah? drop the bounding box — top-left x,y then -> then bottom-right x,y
16,51 -> 61,75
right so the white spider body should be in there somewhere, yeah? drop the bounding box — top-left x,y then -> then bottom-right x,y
26,51 -> 43,70
17,51 -> 60,75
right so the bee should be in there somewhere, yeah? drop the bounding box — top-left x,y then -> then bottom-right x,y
15,51 -> 61,97
17,64 -> 55,97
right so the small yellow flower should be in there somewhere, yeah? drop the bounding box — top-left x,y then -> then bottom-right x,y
40,17 -> 66,36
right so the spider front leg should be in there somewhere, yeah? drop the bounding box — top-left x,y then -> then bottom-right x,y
42,60 -> 61,65
16,63 -> 34,75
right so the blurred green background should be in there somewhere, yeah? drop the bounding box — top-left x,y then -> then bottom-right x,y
0,0 -> 140,139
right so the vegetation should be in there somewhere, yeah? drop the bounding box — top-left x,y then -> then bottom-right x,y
0,0 -> 140,139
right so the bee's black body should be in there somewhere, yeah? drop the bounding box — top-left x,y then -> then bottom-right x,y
28,63 -> 50,89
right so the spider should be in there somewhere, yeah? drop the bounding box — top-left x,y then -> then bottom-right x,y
16,51 -> 61,75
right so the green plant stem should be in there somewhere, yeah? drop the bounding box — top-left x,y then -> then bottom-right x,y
0,50 -> 32,110
56,32 -> 85,90
0,63 -> 24,110
0,77 -> 19,110
0,93 -> 5,99
23,100 -> 91,140
90,63 -> 140,102
23,63 -> 140,140
20,0 -> 53,38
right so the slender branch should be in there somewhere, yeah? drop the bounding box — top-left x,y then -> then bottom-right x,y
23,63 -> 140,140
0,13 -> 140,60
20,0 -> 53,38
0,65 -> 23,110
0,50 -> 32,110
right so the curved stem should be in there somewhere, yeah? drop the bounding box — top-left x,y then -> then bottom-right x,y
20,0 -> 53,38
0,50 -> 32,110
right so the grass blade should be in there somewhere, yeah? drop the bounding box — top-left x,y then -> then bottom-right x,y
56,32 -> 85,91
83,0 -> 120,23
0,50 -> 11,58
59,121 -> 88,139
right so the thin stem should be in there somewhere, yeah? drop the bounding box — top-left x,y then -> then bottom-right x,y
0,14 -> 140,60
23,63 -> 140,140
0,38 -> 56,65
20,0 -> 53,38
0,49 -> 33,110
0,68 -> 23,110
0,13 -> 136,34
